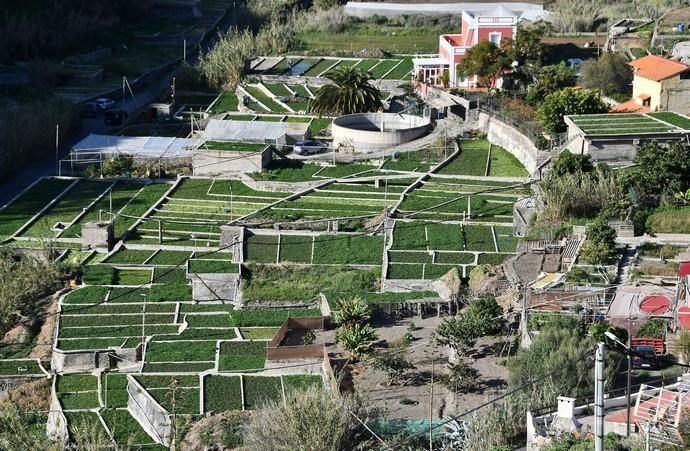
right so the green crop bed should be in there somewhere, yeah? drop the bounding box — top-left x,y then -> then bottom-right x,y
282,374 -> 323,390
244,85 -> 289,113
435,252 -> 475,265
57,374 -> 98,394
477,253 -> 511,265
184,313 -> 231,328
312,234 -> 383,265
204,375 -> 242,412
488,145 -> 529,177
397,190 -> 516,221
265,58 -> 289,75
102,409 -> 163,448
316,164 -> 376,178
249,161 -> 322,182
103,373 -> 129,408
0,359 -> 43,375
424,264 -> 457,279
570,113 -> 683,135
62,303 -> 177,315
243,376 -> 283,409
426,223 -> 463,250
288,84 -> 312,98
147,387 -> 200,414
384,57 -> 413,80
146,340 -> 217,363
648,112 -> 690,130
437,140 -> 490,176
21,180 -> 111,238
388,251 -> 432,263
103,249 -> 156,264
369,59 -> 401,78
256,115 -> 284,122
463,225 -> 496,252
246,233 -> 279,263
391,221 -> 427,250
218,341 -> 267,372
264,83 -> 293,97
203,141 -> 266,152
60,313 -> 174,328
62,286 -> 109,304
112,183 -> 170,238
57,338 -> 135,351
62,183 -> 145,238
304,59 -> 339,76
58,391 -> 100,410
358,291 -> 439,305
59,324 -> 181,339
354,59 -> 381,72
144,362 -> 215,373
241,264 -> 377,304
387,263 -> 424,279
279,234 -> 313,263
230,308 -> 320,327
0,178 -> 73,238
149,250 -> 193,266
188,259 -> 239,273
239,327 -> 279,340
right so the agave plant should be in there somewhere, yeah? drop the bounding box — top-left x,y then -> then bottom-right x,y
333,296 -> 371,328
308,66 -> 383,116
336,323 -> 378,361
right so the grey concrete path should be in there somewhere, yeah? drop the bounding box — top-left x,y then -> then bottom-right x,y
617,234 -> 690,246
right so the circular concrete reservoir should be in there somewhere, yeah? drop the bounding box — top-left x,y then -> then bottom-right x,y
331,112 -> 431,153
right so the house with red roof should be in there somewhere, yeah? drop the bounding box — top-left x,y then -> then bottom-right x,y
612,55 -> 690,114
412,5 -> 520,89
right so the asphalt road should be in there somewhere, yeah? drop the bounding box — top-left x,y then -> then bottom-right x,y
0,73 -> 176,207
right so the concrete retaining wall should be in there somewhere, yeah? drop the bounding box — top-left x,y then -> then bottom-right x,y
192,147 -> 270,177
243,178 -> 326,193
52,346 -> 140,373
127,376 -> 171,446
477,112 -> 545,174
46,377 -> 68,445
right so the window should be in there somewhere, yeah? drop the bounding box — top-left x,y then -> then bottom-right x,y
489,32 -> 502,46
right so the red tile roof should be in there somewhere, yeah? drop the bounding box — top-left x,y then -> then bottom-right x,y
630,55 -> 690,82
679,261 -> 690,277
610,98 -> 652,114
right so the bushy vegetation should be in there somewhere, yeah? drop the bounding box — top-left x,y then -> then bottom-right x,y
538,88 -> 608,134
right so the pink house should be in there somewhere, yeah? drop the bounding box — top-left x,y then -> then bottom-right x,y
413,5 -> 520,88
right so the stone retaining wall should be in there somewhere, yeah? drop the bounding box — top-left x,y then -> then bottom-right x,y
477,112 -> 546,174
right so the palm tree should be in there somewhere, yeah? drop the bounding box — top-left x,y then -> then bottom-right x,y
309,66 -> 383,116
333,296 -> 371,328
336,323 -> 378,361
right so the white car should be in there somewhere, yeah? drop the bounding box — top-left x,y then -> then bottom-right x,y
95,98 -> 116,111
293,140 -> 328,156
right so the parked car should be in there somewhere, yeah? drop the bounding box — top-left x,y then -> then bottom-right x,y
632,345 -> 660,370
82,102 -> 99,117
104,110 -> 129,126
293,140 -> 328,156
95,98 -> 116,110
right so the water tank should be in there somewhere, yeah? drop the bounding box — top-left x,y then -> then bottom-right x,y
679,23 -> 685,33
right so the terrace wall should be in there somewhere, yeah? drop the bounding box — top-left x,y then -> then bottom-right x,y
52,346 -> 141,373
266,317 -> 326,361
127,376 -> 171,447
192,150 -> 268,177
477,112 -> 544,174
243,178 -> 326,193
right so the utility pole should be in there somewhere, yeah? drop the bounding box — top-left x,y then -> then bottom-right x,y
141,293 -> 148,347
595,342 -> 605,451
55,124 -> 59,175
171,77 -> 176,107
626,316 -> 632,437
429,345 -> 434,451
122,76 -> 127,127
183,39 -> 186,63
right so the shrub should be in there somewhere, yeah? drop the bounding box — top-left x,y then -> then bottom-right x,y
636,319 -> 667,339
439,361 -> 480,393
336,324 -> 377,360
538,87 -> 607,134
333,297 -> 371,328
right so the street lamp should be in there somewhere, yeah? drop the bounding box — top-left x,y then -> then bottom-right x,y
605,331 -> 633,437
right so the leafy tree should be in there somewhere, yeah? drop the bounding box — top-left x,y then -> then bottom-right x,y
434,315 -> 478,358
636,319 -> 667,339
579,52 -> 633,97
337,323 -> 377,360
580,218 -> 618,265
309,66 -> 382,116
625,141 -> 690,202
464,296 -> 504,336
243,386 -> 375,451
456,40 -> 511,88
370,350 -> 416,386
504,21 -> 551,67
589,322 -> 628,347
526,63 -> 575,105
551,152 -> 593,177
333,297 -> 371,328
439,361 -> 480,393
538,87 -> 608,134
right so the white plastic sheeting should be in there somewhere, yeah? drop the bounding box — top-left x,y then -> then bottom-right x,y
203,119 -> 309,143
71,134 -> 200,160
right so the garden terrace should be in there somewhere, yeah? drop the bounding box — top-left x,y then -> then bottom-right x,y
209,91 -> 239,114
56,374 -> 100,410
249,161 -> 379,183
130,178 -> 289,246
0,177 -> 74,239
218,341 -> 267,372
101,409 -> 165,449
566,112 -> 690,137
19,179 -> 114,239
201,141 -> 267,152
0,359 -> 45,376
241,264 -> 379,305
133,375 -> 201,414
436,139 -> 528,177
397,188 -> 519,222
260,178 -> 400,221
243,85 -> 289,113
244,231 -> 384,265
